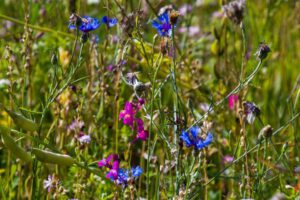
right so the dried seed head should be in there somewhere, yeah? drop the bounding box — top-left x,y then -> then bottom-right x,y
258,124 -> 273,142
69,13 -> 82,27
170,10 -> 180,25
222,0 -> 246,25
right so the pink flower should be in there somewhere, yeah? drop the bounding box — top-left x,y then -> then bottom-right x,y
136,130 -> 149,141
223,155 -> 234,164
228,94 -> 238,110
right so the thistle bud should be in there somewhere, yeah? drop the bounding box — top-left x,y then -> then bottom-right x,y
255,42 -> 271,60
222,0 -> 246,25
258,124 -> 273,141
170,10 -> 180,25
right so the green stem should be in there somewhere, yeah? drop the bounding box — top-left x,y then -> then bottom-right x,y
0,13 -> 74,38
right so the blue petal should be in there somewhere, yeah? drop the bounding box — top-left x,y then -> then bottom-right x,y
190,126 -> 200,141
79,16 -> 101,32
117,168 -> 129,184
152,20 -> 161,29
180,130 -> 193,147
162,12 -> 169,24
102,16 -> 118,27
108,18 -> 118,27
131,166 -> 143,178
68,24 -> 76,30
102,16 -> 108,24
196,132 -> 213,150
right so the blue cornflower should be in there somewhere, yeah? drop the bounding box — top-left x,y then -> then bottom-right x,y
180,126 -> 213,150
116,166 -> 143,186
69,16 -> 100,33
132,166 -> 143,177
102,16 -> 118,28
117,168 -> 129,185
152,12 -> 174,37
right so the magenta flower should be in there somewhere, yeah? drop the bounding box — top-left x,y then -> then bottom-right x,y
119,99 -> 148,141
228,94 -> 238,110
223,155 -> 234,164
98,154 -> 119,168
136,130 -> 149,141
119,102 -> 137,128
106,160 -> 120,180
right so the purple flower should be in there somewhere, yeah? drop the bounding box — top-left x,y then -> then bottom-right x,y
102,16 -> 118,27
243,101 -> 260,124
255,42 -> 271,60
43,175 -> 59,193
98,154 -> 119,168
152,12 -> 173,37
180,126 -> 213,150
78,134 -> 91,144
228,94 -> 238,110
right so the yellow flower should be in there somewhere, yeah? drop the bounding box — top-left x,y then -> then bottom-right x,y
59,47 -> 70,68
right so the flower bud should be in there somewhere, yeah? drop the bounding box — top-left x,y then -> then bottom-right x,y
51,53 -> 58,65
255,42 -> 271,60
258,124 -> 273,141
170,10 -> 180,25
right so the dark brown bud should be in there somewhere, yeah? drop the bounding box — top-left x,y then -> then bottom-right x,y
170,10 -> 180,25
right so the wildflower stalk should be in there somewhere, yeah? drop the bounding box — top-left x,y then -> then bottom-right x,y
171,24 -> 181,194
239,22 -> 247,81
186,59 -> 263,132
146,54 -> 162,197
203,149 -> 208,200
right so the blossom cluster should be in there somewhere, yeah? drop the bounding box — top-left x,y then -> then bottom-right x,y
98,154 -> 142,187
119,98 -> 149,141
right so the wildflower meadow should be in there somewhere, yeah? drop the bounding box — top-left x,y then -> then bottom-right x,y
0,0 -> 300,199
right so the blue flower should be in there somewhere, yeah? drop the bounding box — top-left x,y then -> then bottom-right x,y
117,168 -> 129,185
131,166 -> 143,178
69,16 -> 100,33
102,16 -> 118,27
152,12 -> 174,37
180,126 -> 213,150
116,166 -> 143,186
